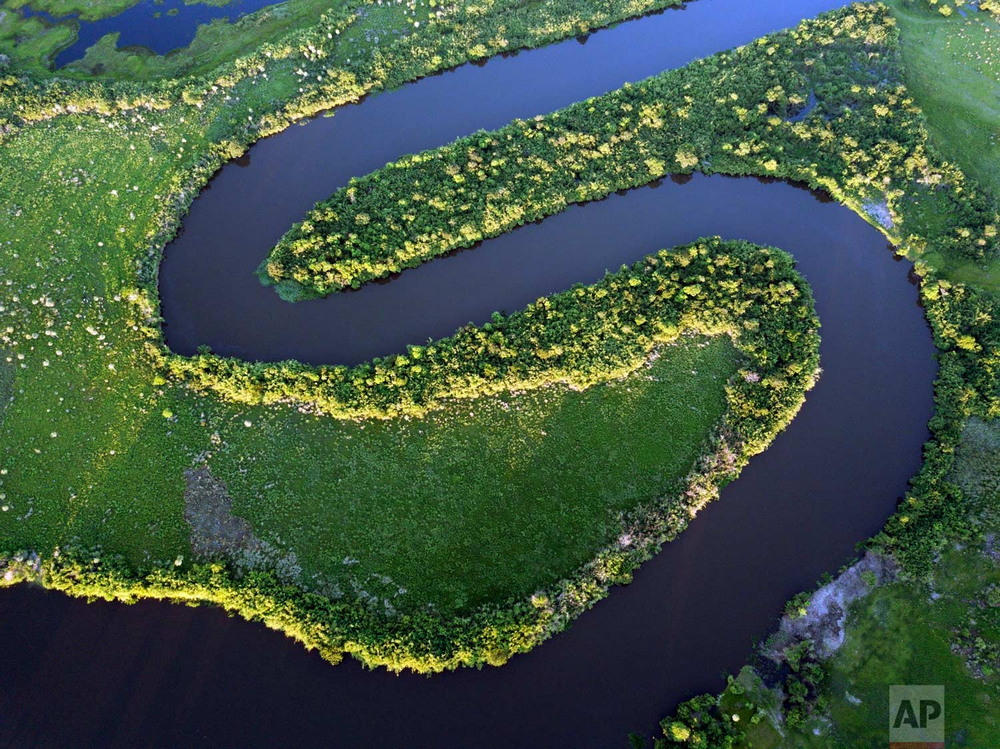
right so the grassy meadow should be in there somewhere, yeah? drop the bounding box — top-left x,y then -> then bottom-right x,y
209,338 -> 738,612
885,0 -> 1000,290
0,60 -> 740,603
890,0 -> 999,198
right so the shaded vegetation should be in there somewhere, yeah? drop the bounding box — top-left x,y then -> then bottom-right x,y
0,230 -> 821,669
649,236 -> 1000,749
638,4 -> 1000,747
6,0 -> 819,672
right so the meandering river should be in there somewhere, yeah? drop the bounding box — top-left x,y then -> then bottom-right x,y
0,1 -> 937,747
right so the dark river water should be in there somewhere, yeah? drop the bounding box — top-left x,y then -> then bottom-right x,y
0,1 -> 938,747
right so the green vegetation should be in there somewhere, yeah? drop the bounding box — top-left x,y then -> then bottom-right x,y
817,549 -> 1000,746
212,335 -> 743,612
0,0 -> 995,721
662,461 -> 1000,748
0,357 -> 13,428
0,218 -> 819,669
7,0 -> 144,22
0,3 -> 832,670
0,0 -> 413,76
915,0 -> 999,19
886,0 -> 1000,290
0,2 -> 78,68
892,0 -> 999,199
63,0 -> 360,79
651,275 -> 1000,749
0,0 -> 830,671
647,6 -> 1000,744
0,0 -> 991,682
0,0 -> 695,79
260,3 -> 996,300
169,239 -> 817,420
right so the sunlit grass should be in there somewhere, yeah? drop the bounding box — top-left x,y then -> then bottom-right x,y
208,337 -> 739,612
0,92 -> 741,614
887,0 -> 999,198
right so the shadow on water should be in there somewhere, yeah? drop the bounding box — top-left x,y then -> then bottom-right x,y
0,1 -> 937,747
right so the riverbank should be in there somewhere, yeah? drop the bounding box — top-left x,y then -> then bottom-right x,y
0,0 -> 936,674
0,228 -> 821,669
651,5 -> 1000,745
0,0 -> 694,78
0,1 -> 990,745
257,3 -> 996,301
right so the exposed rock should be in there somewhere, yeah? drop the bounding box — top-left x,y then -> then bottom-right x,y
769,552 -> 897,660
862,200 -> 894,229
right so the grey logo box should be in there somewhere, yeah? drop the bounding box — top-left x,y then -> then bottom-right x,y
889,685 -> 944,746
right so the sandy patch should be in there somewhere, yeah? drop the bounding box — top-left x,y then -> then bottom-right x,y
769,552 -> 897,660
183,466 -> 301,582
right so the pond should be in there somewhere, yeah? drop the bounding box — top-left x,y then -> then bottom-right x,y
0,1 -> 937,747
21,0 -> 276,68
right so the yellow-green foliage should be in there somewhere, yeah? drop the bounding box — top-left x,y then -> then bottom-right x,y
168,239 -> 818,422
913,0 -> 999,19
0,0 -> 692,79
261,3 -> 998,299
2,232 -> 823,671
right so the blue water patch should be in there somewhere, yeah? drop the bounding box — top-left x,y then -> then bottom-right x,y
786,90 -> 817,122
21,0 -> 279,69
958,0 -> 984,17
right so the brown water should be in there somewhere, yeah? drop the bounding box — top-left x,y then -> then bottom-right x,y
0,1 -> 937,747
